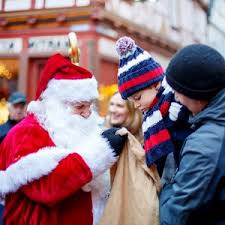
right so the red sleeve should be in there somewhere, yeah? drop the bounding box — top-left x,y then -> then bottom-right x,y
3,119 -> 92,206
21,152 -> 92,206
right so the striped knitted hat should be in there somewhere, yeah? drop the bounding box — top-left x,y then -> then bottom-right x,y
116,36 -> 165,99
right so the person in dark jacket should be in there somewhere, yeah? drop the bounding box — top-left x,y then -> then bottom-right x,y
0,91 -> 26,225
0,91 -> 27,144
160,44 -> 225,225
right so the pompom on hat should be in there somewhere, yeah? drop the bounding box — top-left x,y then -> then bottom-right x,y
116,36 -> 165,99
35,53 -> 98,102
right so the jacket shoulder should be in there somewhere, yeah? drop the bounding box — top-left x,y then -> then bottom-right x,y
3,115 -> 51,149
1,115 -> 53,167
8,115 -> 46,136
0,122 -> 9,137
184,122 -> 225,158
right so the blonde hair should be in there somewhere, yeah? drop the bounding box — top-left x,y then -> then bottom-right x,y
105,92 -> 143,143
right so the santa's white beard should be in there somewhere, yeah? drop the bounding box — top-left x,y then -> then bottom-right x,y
41,97 -> 101,149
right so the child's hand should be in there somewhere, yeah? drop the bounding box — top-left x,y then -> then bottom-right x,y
169,102 -> 190,122
169,102 -> 182,121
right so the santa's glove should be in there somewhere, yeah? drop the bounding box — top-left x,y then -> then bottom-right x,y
101,128 -> 127,156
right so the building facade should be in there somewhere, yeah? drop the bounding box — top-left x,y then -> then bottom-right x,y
206,0 -> 225,57
0,0 -> 208,118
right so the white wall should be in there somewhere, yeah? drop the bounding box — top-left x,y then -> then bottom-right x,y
105,0 -> 207,47
207,0 -> 225,57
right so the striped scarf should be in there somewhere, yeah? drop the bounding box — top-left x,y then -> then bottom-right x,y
142,82 -> 190,167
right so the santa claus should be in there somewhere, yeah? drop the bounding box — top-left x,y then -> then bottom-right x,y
0,54 -> 126,225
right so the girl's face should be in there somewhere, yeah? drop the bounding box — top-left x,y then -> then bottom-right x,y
108,93 -> 129,126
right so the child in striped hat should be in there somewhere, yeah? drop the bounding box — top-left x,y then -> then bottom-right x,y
115,36 -> 192,177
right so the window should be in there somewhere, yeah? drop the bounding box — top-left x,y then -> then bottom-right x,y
1,0 -> 91,11
4,0 -> 31,11
35,0 -> 44,9
0,59 -> 19,100
169,0 -> 180,30
76,0 -> 90,7
0,58 -> 19,124
45,0 -> 75,8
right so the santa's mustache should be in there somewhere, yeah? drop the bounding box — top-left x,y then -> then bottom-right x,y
43,100 -> 99,147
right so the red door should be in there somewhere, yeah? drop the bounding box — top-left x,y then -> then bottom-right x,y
27,58 -> 47,101
99,59 -> 118,85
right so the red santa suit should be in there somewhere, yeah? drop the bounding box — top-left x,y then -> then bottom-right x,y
0,54 -> 117,225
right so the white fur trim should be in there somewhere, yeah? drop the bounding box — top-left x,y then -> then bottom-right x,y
0,135 -> 116,198
0,147 -> 68,199
41,77 -> 98,102
82,171 -> 111,225
0,146 -> 112,225
27,100 -> 42,116
118,51 -> 151,75
75,133 -> 117,178
142,110 -> 162,133
92,171 -> 111,225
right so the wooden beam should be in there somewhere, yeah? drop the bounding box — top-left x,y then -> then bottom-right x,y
0,6 -> 92,30
96,10 -> 181,54
0,6 -> 92,18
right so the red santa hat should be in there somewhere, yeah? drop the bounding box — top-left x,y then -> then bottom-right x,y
35,53 -> 98,102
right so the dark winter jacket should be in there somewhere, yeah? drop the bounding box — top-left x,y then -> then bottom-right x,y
0,119 -> 17,144
0,205 -> 3,225
0,118 -> 18,225
160,87 -> 225,225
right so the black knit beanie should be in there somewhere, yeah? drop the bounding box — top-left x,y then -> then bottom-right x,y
166,44 -> 225,100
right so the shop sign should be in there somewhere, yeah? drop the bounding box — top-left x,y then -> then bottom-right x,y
0,38 -> 22,54
28,36 -> 69,53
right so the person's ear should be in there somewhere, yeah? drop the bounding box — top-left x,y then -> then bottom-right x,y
155,82 -> 161,91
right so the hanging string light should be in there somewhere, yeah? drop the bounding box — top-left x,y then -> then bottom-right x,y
0,98 -> 9,124
99,84 -> 118,101
0,64 -> 12,79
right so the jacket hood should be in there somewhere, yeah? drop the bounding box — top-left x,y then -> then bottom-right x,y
189,87 -> 225,125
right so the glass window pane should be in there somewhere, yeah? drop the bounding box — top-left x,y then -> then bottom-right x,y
4,0 -> 31,11
0,58 -> 19,124
45,0 -> 75,8
76,0 -> 90,7
169,0 -> 180,29
35,0 -> 44,9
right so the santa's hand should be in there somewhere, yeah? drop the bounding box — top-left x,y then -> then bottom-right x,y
101,128 -> 127,156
